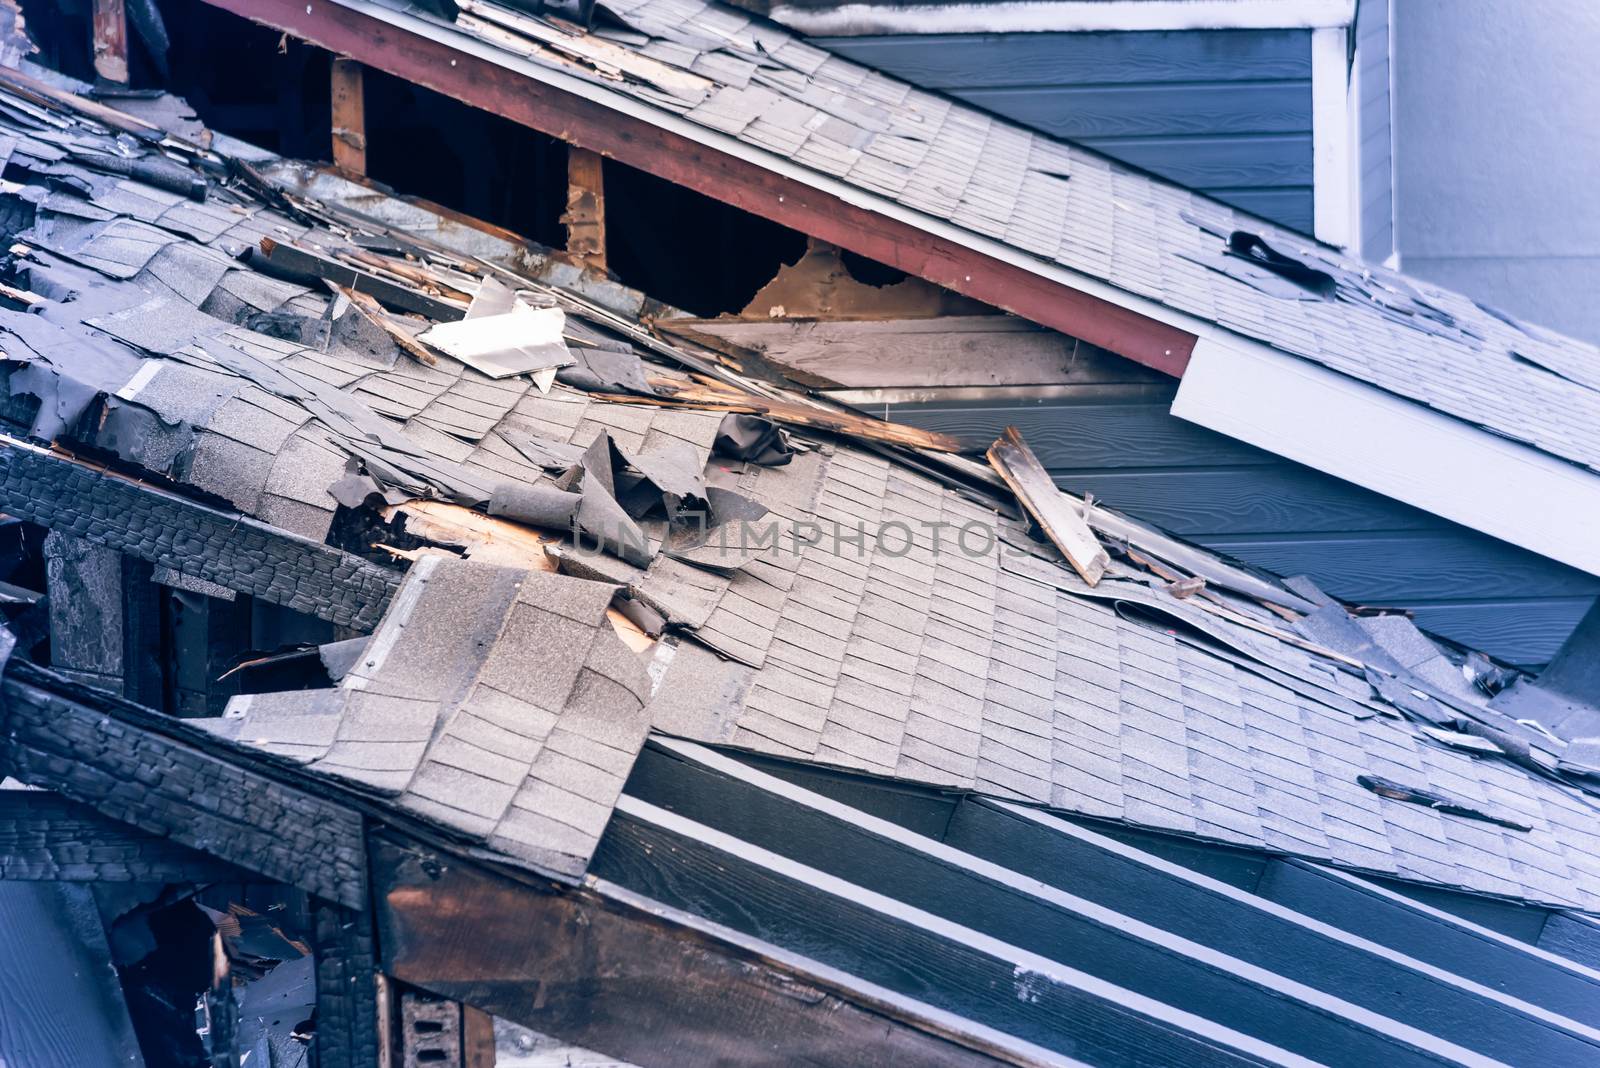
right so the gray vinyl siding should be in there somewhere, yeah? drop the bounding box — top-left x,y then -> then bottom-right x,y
1389,0 -> 1600,345
888,390 -> 1595,667
813,29 -> 1316,233
1356,0 -> 1394,260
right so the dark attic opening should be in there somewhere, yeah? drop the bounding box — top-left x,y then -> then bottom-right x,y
17,0 -> 922,316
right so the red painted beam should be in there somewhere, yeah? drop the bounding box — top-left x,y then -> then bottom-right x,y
202,0 -> 1195,377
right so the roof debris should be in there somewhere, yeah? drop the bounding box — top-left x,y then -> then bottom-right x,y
0,67 -> 1596,914
988,425 -> 1106,586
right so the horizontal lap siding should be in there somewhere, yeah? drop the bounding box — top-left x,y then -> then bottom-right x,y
815,29 -> 1316,233
889,393 -> 1595,666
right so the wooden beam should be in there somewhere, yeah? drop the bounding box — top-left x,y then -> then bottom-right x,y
0,436 -> 400,631
599,376 -> 981,453
988,426 -> 1108,585
0,789 -> 245,883
91,0 -> 129,85
330,58 -> 368,175
563,146 -> 606,270
0,659 -> 368,908
370,834 -> 1066,1067
313,901 -> 381,1068
195,0 -> 1197,377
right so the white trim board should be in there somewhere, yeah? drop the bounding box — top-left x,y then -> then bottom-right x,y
767,0 -> 1356,35
1171,336 -> 1600,578
1311,25 -> 1355,248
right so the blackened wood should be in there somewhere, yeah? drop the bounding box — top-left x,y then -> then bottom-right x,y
0,439 -> 400,630
0,789 -> 244,882
42,531 -> 126,694
313,901 -> 380,1068
0,666 -> 367,908
370,835 -> 1059,1068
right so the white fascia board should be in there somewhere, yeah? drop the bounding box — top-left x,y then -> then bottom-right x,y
1311,25 -> 1354,248
766,0 -> 1355,36
1171,336 -> 1600,578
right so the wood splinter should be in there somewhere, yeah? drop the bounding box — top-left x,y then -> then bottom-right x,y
988,425 -> 1108,587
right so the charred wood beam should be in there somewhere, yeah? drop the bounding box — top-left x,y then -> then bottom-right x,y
198,0 -> 1197,377
371,835 -> 1061,1067
0,789 -> 247,883
0,659 -> 367,908
0,437 -> 400,630
313,900 -> 381,1068
562,147 -> 606,270
92,0 -> 130,84
330,58 -> 368,176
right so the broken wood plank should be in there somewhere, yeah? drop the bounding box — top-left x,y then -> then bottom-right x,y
455,0 -> 712,102
336,285 -> 438,366
379,501 -> 653,652
256,237 -> 468,321
91,0 -> 129,85
382,500 -> 560,571
0,63 -> 164,141
563,146 -> 606,270
371,834 -> 1055,1067
330,57 -> 368,175
988,427 -> 1108,586
597,377 -> 977,453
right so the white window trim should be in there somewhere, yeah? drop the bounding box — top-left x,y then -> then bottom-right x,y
765,0 -> 1356,37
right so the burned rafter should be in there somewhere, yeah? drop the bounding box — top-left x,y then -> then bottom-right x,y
0,436 -> 401,630
0,789 -> 248,883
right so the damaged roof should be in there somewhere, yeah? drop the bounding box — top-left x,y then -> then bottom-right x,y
232,0 -> 1600,530
2,64 -> 1600,919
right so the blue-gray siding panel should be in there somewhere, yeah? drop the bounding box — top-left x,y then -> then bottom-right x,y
815,29 -> 1315,232
889,395 -> 1595,666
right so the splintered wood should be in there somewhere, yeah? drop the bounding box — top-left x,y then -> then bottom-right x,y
988,426 -> 1108,587
329,58 -> 367,175
381,500 -> 653,653
596,376 -> 975,453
